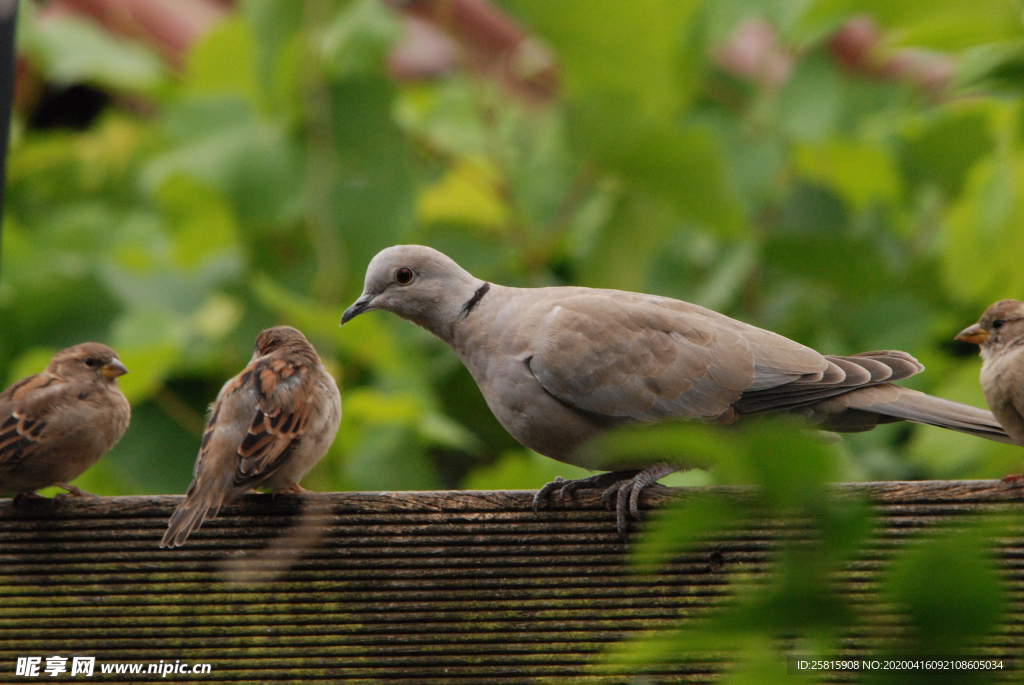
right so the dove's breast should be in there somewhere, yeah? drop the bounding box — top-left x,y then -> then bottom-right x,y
449,286 -> 615,468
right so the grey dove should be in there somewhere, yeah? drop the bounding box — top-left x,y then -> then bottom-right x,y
343,245 -> 1012,534
956,299 -> 1024,448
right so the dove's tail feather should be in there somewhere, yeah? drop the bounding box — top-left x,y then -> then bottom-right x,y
809,386 -> 1014,444
160,487 -> 225,548
866,390 -> 1013,443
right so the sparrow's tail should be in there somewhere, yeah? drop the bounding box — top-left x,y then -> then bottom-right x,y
160,481 -> 227,548
807,384 -> 1013,444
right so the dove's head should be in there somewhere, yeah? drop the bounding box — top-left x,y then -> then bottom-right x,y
47,343 -> 128,385
342,245 -> 484,340
956,299 -> 1024,360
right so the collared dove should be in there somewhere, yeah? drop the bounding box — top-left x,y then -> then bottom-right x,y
956,299 -> 1024,447
343,245 -> 1011,534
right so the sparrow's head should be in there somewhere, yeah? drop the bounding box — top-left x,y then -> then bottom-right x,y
341,245 -> 484,340
956,299 -> 1024,358
253,326 -> 314,358
48,343 -> 128,384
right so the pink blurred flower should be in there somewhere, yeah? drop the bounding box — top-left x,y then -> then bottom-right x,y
828,15 -> 954,95
713,18 -> 793,89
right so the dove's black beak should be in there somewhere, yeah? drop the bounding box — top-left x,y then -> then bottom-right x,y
341,295 -> 375,325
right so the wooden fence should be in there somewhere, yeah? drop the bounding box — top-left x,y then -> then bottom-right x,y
0,480 -> 1021,683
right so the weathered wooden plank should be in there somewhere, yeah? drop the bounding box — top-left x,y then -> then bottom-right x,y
0,480 -> 1022,683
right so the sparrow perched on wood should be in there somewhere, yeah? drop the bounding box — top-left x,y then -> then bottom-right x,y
161,326 -> 341,548
956,299 -> 1024,447
0,343 -> 130,498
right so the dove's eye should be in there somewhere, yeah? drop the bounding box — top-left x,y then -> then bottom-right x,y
84,357 -> 98,367
395,267 -> 414,285
993,320 -> 1006,330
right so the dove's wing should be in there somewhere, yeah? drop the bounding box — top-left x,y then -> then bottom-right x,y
524,293 -> 831,421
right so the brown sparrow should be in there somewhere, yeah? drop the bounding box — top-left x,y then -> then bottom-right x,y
0,343 -> 130,498
161,326 -> 341,548
956,299 -> 1024,447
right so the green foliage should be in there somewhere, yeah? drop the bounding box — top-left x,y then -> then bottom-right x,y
616,422 -> 1009,679
885,523 -> 1004,653
16,1 -> 167,93
2,0 -> 1020,674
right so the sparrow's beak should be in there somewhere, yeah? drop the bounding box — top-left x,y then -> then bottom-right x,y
101,358 -> 129,378
955,323 -> 990,345
341,294 -> 375,325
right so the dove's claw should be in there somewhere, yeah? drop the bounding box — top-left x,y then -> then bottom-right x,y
600,463 -> 679,537
532,476 -> 567,513
534,471 -> 640,514
534,467 -> 681,537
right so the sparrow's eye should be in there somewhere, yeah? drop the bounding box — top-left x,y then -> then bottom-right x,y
993,320 -> 1006,330
395,267 -> 414,285
84,357 -> 98,367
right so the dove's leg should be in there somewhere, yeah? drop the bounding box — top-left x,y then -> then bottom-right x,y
600,463 -> 679,537
55,483 -> 93,497
532,470 -> 641,514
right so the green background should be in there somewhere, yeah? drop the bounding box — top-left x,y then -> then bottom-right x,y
4,0 -> 1023,677
6,0 -> 1024,497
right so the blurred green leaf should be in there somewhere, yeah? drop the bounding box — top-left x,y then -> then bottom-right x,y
942,146 -> 1024,306
417,158 -> 509,229
462,449 -> 591,490
320,0 -> 400,81
712,420 -> 843,510
345,424 -> 443,490
777,55 -> 845,142
630,493 -> 743,572
109,309 -> 184,403
5,347 -> 58,386
143,103 -> 303,229
794,0 -> 1024,49
19,8 -> 167,92
156,176 -> 242,269
900,104 -> 995,198
182,17 -> 260,108
794,138 -> 903,210
506,0 -> 703,119
577,191 -> 677,291
393,80 -> 488,158
885,524 -> 1004,652
570,105 -> 744,234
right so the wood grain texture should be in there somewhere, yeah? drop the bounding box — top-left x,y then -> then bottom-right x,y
0,480 -> 1022,683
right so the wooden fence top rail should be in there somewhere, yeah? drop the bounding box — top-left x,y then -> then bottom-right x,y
0,479 -> 1021,683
